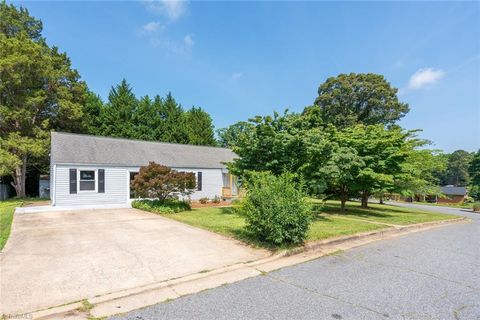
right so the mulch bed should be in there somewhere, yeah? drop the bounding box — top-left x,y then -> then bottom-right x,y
190,201 -> 232,209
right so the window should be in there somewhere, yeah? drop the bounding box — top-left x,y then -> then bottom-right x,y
79,170 -> 95,191
197,172 -> 202,191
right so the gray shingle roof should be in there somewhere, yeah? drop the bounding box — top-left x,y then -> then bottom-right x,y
440,186 -> 467,196
51,132 -> 236,169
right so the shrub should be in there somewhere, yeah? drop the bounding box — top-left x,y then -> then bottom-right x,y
473,203 -> 480,212
131,162 -> 196,201
199,197 -> 209,204
212,195 -> 221,203
239,171 -> 312,245
132,199 -> 191,214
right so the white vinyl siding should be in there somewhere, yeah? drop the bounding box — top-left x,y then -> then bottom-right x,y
128,167 -> 224,201
54,165 -> 127,206
53,165 -> 225,206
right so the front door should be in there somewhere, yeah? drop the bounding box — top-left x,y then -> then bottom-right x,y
129,172 -> 139,199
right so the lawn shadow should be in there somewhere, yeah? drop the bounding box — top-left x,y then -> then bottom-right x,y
312,202 -> 400,219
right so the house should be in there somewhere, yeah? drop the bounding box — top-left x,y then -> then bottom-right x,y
437,185 -> 468,204
50,132 -> 238,206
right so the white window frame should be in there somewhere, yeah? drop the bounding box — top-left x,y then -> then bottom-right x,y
77,168 -> 97,193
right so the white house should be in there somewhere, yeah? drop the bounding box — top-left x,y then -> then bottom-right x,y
50,132 -> 238,206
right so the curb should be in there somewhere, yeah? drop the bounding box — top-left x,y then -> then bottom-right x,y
31,216 -> 466,319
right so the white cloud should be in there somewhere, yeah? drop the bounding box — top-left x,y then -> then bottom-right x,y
408,68 -> 445,89
142,21 -> 162,33
183,34 -> 194,47
231,72 -> 243,80
145,0 -> 187,21
150,35 -> 193,54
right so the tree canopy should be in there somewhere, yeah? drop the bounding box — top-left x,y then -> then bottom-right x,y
87,80 -> 217,146
436,150 -> 473,187
310,73 -> 409,128
0,2 -> 87,196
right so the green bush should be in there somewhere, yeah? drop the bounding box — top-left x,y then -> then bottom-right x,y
239,172 -> 312,245
132,199 -> 191,214
473,203 -> 480,212
199,197 -> 209,204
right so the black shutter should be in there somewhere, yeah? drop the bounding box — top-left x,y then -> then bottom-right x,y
98,169 -> 105,193
197,172 -> 202,191
69,169 -> 77,194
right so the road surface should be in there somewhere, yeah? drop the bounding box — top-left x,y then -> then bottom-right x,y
111,203 -> 480,320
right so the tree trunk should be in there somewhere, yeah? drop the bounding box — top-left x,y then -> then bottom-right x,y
11,155 -> 27,198
340,197 -> 347,212
361,192 -> 369,208
379,194 -> 384,205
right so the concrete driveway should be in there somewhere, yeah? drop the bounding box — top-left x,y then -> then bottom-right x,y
0,208 -> 267,315
113,204 -> 480,320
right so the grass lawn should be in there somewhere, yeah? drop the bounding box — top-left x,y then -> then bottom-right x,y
403,201 -> 474,209
0,200 -> 22,250
307,214 -> 385,241
159,200 -> 458,249
316,200 -> 459,225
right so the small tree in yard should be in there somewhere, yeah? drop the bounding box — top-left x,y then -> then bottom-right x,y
131,162 -> 196,201
240,171 -> 312,245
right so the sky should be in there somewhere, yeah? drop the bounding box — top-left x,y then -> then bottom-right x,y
14,1 -> 480,152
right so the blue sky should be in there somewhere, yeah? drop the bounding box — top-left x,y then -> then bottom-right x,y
16,1 -> 480,152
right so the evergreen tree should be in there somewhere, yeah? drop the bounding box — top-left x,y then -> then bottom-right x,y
81,90 -> 104,135
185,107 -> 217,146
159,93 -> 188,144
0,2 -> 87,196
98,79 -> 138,138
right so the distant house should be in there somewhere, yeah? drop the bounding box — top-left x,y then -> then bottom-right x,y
437,185 -> 468,204
50,132 -> 238,207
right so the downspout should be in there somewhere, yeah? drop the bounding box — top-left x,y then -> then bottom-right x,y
51,164 -> 56,206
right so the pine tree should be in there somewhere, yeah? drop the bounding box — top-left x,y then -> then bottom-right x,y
98,79 -> 138,138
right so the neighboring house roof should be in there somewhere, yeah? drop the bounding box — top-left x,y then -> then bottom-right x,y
440,186 -> 467,196
51,132 -> 237,169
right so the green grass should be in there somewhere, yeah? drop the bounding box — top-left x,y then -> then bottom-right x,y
315,200 -> 458,225
0,200 -> 22,250
407,201 -> 473,209
141,200 -> 458,249
162,206 -> 388,248
307,214 -> 386,241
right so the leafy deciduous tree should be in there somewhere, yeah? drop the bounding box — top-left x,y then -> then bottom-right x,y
468,150 -> 480,201
131,162 -> 196,201
311,73 -> 409,128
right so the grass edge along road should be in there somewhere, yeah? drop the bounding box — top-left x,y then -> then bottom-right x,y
157,201 -> 458,249
0,198 -> 48,250
0,200 -> 22,250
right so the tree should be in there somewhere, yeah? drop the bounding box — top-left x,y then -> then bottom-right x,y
0,1 -> 43,41
311,73 -> 409,128
81,90 -> 104,135
131,162 -> 196,201
315,146 -> 364,211
217,121 -> 254,148
133,95 -> 161,141
468,150 -> 480,201
393,147 -> 446,201
228,111 -> 309,178
98,79 -> 138,138
159,92 -> 188,144
440,150 -> 473,186
334,125 -> 412,208
0,3 -> 87,196
184,107 -> 217,146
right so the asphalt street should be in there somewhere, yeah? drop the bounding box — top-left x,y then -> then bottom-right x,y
111,203 -> 480,320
